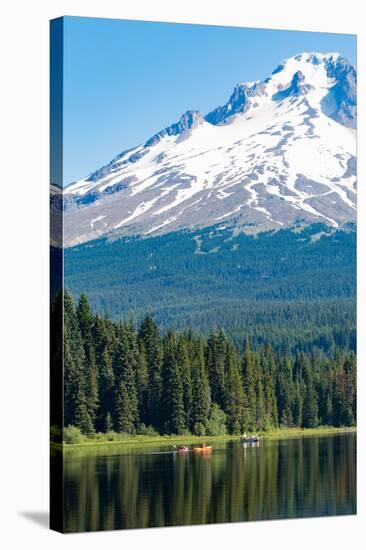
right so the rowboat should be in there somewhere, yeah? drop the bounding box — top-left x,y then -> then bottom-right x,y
241,436 -> 259,443
192,445 -> 213,453
176,445 -> 189,453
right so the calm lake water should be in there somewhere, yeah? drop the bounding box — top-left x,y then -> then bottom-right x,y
59,432 -> 356,532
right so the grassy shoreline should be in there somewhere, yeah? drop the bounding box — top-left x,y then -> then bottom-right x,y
52,426 -> 356,450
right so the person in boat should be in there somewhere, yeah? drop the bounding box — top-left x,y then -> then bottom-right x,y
200,442 -> 207,448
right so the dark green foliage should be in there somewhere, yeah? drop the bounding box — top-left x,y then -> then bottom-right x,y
292,377 -> 303,427
177,338 -> 192,431
74,389 -> 95,436
207,331 -> 227,409
277,357 -> 294,426
190,339 -> 211,434
138,314 -> 163,429
64,224 -> 356,355
162,331 -> 185,434
104,412 -> 113,432
241,339 -> 257,431
225,343 -> 244,434
61,293 -> 356,436
77,294 -> 99,424
63,291 -> 94,434
135,341 -> 149,425
113,326 -> 139,434
115,379 -> 135,434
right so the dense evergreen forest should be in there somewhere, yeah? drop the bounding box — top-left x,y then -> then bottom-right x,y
52,292 -> 356,438
63,224 -> 356,353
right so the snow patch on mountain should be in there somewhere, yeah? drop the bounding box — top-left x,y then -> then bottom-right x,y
59,51 -> 357,247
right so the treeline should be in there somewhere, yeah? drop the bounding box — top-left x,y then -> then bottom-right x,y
52,292 -> 356,438
64,224 -> 356,356
166,299 -> 356,355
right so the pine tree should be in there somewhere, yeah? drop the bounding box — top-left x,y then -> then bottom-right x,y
138,315 -> 163,429
115,379 -> 134,434
104,412 -> 114,432
162,331 -> 185,434
292,376 -> 303,427
177,338 -> 192,431
63,337 -> 77,427
207,331 -> 227,409
92,315 -> 115,431
241,338 -> 257,431
343,354 -> 356,425
77,294 -> 99,423
276,356 -> 293,427
255,373 -> 266,431
302,363 -> 319,428
136,340 -> 149,425
264,376 -> 278,429
74,388 -> 94,436
50,290 -> 63,435
190,339 -> 210,434
60,292 -> 357,437
63,291 -> 92,433
225,343 -> 244,434
260,352 -> 278,429
113,327 -> 139,433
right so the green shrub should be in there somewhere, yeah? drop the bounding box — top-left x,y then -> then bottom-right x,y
137,423 -> 159,436
63,425 -> 85,444
206,404 -> 227,436
193,422 -> 206,436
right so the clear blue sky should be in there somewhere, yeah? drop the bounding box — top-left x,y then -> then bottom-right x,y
62,16 -> 356,185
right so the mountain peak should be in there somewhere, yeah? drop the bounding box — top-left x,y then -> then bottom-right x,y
272,70 -> 314,100
145,110 -> 204,147
178,110 -> 205,131
61,51 -> 356,247
205,80 -> 265,125
275,51 -> 341,69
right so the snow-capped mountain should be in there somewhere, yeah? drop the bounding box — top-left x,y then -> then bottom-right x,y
59,52 -> 357,247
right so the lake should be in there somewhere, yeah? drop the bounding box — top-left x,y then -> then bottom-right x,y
58,432 -> 356,532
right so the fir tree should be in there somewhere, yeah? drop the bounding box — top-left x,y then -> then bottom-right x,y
241,338 -> 257,431
113,328 -> 139,433
292,376 -> 303,427
225,343 -> 244,434
136,340 -> 149,425
138,315 -> 163,429
104,412 -> 114,432
277,356 -> 293,427
64,291 -> 91,431
115,379 -> 134,434
74,389 -> 94,436
190,339 -> 210,434
162,331 -> 185,434
177,338 -> 192,431
302,363 -> 319,428
207,331 -> 227,409
60,292 -> 357,437
77,294 -> 99,424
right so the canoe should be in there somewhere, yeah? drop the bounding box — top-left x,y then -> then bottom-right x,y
176,446 -> 189,453
241,437 -> 259,443
192,446 -> 213,453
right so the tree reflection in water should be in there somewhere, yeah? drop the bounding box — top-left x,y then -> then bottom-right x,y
57,433 -> 356,532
